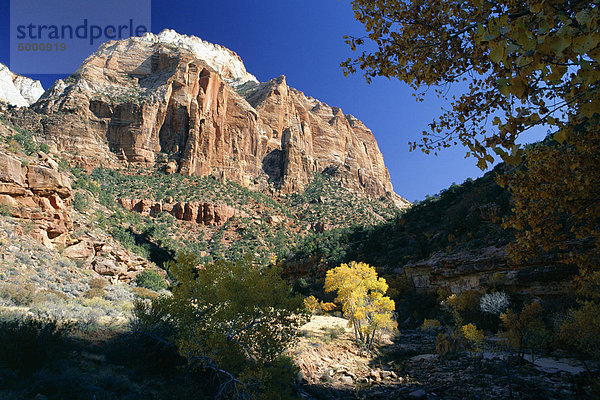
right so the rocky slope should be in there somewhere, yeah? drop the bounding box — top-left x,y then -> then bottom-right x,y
0,149 -> 72,248
0,63 -> 44,107
12,29 -> 408,207
0,120 -> 154,283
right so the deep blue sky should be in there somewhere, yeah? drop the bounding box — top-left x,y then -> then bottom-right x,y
0,0 -> 545,201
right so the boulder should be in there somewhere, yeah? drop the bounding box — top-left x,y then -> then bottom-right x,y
0,153 -> 25,185
93,258 -> 126,277
408,389 -> 428,399
165,161 -> 178,175
26,165 -> 71,198
63,239 -> 95,260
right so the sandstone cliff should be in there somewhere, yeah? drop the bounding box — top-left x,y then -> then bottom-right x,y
0,150 -> 72,247
117,197 -> 239,226
20,30 -> 408,206
399,246 -> 576,298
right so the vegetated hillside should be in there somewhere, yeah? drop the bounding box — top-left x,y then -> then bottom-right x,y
69,164 -> 401,268
0,108 -> 401,285
285,164 -> 512,273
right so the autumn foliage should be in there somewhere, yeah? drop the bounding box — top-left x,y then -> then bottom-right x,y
134,253 -> 308,399
345,0 -> 600,359
324,261 -> 396,349
343,0 -> 599,169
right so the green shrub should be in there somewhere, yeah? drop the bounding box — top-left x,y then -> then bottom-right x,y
0,203 -> 13,216
6,129 -> 37,155
322,326 -> 346,342
134,253 -> 308,399
72,192 -> 90,213
134,269 -> 168,291
131,286 -> 160,299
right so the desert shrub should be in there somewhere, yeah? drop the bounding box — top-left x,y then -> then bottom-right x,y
7,138 -> 20,153
435,328 -> 464,357
83,288 -> 105,299
30,300 -> 105,329
131,286 -> 160,299
6,129 -> 37,155
72,191 -> 90,213
480,291 -> 510,316
104,284 -> 134,302
134,253 -> 308,399
110,226 -> 150,259
322,326 -> 346,342
89,277 -> 108,290
0,282 -> 38,305
421,318 -> 442,332
304,295 -> 336,315
134,269 -> 168,291
0,203 -> 13,216
0,316 -> 70,375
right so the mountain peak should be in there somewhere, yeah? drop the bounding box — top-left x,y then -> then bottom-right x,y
16,30 -> 407,204
0,63 -> 44,107
88,29 -> 258,88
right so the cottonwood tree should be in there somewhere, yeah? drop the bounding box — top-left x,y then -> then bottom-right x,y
344,0 -> 600,357
342,0 -> 599,167
501,302 -> 550,363
324,261 -> 396,349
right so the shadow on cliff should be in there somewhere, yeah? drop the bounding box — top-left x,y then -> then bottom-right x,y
262,148 -> 284,185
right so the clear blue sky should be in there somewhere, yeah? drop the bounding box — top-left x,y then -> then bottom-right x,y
0,0 -> 545,201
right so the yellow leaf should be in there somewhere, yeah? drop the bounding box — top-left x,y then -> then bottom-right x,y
572,34 -> 600,55
509,76 -> 528,98
489,42 -> 505,64
551,29 -> 573,57
554,129 -> 567,144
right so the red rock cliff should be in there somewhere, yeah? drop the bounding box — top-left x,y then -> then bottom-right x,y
28,30 -> 409,206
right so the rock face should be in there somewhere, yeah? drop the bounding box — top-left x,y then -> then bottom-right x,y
0,151 -> 72,247
118,198 -> 238,226
23,29 -> 407,205
0,63 -> 44,107
63,236 -> 153,283
399,246 -> 577,297
62,235 -> 154,283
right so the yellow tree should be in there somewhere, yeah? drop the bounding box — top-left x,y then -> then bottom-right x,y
344,0 -> 600,358
501,302 -> 550,362
324,261 -> 396,349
